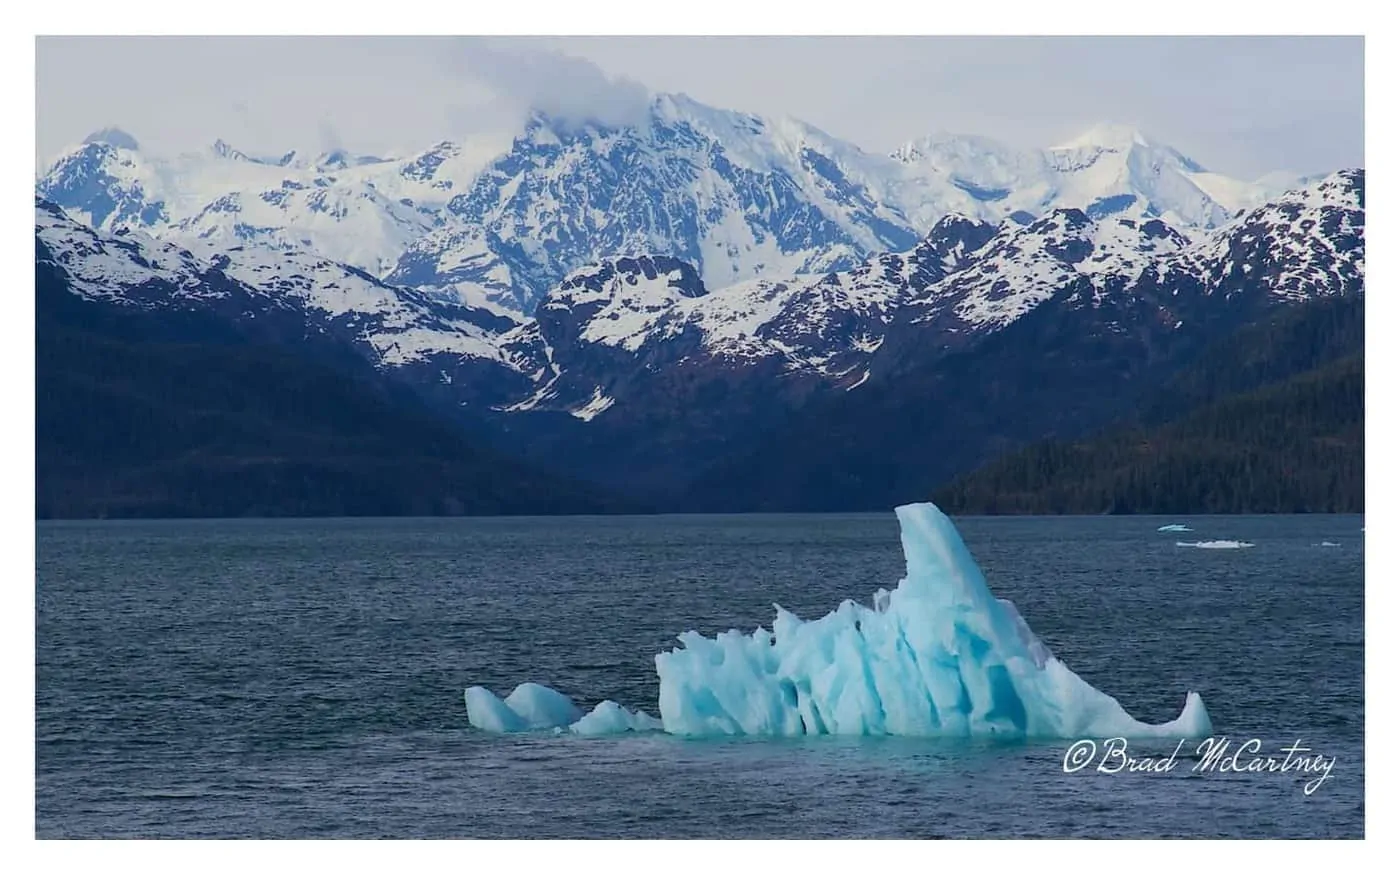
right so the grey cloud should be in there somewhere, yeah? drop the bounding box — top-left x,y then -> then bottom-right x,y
317,119 -> 344,154
443,39 -> 653,133
35,36 -> 1362,179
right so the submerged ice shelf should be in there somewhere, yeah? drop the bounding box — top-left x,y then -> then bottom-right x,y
465,503 -> 1212,739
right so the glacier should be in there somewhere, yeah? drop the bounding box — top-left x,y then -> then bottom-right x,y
464,503 -> 1212,739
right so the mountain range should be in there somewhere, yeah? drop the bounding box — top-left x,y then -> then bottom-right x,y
38,97 -> 1314,318
33,91 -> 1365,516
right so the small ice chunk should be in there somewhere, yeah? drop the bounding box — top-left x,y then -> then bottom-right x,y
464,682 -> 583,732
1157,524 -> 1193,532
504,682 -> 585,729
570,700 -> 664,735
464,686 -> 528,732
1176,540 -> 1255,549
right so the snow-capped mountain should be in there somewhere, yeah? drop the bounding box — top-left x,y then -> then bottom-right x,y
384,95 -> 924,314
36,128 -> 513,280
485,171 -> 1363,423
888,122 -> 1301,232
905,209 -> 1193,333
37,97 -> 1306,320
1147,168 -> 1365,302
188,240 -> 516,370
36,197 -> 245,307
485,215 -> 1007,420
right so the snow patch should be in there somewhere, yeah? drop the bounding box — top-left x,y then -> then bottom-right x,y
570,387 -> 616,422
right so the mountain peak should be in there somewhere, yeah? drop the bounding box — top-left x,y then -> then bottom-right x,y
922,212 -> 996,242
1051,122 -> 1151,152
558,255 -> 707,300
311,149 -> 388,171
81,127 -> 140,151
317,149 -> 350,170
211,139 -> 246,160
1261,168 -> 1365,214
891,131 -> 1013,163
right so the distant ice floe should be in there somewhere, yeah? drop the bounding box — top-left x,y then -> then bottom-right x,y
1319,541 -> 1342,548
1156,524 -> 1194,533
464,503 -> 1212,739
1176,540 -> 1255,550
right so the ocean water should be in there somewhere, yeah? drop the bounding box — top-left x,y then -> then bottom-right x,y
35,513 -> 1364,838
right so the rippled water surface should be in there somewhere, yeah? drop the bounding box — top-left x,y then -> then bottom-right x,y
35,513 -> 1365,838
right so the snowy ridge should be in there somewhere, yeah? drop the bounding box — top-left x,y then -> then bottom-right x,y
37,198 -> 523,372
537,255 -> 708,353
187,240 -> 517,368
890,123 -> 1302,232
37,127 -> 515,280
911,209 -> 1193,329
35,197 -> 241,305
1155,169 -> 1365,302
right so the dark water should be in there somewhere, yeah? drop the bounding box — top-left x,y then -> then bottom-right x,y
35,513 -> 1364,838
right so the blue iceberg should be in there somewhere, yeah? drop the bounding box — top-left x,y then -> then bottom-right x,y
463,682 -> 582,732
465,503 -> 1211,739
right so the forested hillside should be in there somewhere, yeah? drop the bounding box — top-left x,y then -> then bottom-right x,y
35,263 -> 630,518
934,354 -> 1363,514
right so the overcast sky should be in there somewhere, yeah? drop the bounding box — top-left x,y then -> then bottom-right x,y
35,36 -> 1364,179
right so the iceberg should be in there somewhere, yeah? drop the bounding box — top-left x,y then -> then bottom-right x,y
464,686 -> 659,736
465,503 -> 1212,740
463,682 -> 583,732
570,700 -> 665,736
1176,540 -> 1255,550
1157,524 -> 1193,532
